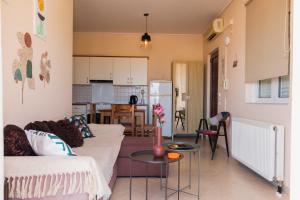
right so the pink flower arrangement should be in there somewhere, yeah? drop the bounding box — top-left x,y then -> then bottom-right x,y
153,103 -> 165,128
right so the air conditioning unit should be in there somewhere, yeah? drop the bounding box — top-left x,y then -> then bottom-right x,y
205,18 -> 224,41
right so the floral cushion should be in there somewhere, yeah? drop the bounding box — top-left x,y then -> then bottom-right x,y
69,115 -> 94,138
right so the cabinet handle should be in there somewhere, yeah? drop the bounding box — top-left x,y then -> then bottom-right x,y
86,77 -> 89,83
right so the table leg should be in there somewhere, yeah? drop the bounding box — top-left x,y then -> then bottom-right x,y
146,163 -> 148,200
130,159 -> 132,200
178,160 -> 180,200
198,150 -> 200,199
142,114 -> 145,137
100,113 -> 104,124
165,163 -> 168,200
160,164 -> 163,190
189,152 -> 192,189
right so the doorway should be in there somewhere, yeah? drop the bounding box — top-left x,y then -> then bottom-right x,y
210,50 -> 219,117
172,61 -> 204,134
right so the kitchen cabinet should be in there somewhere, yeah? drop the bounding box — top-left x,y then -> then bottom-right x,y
113,57 -> 148,85
73,56 -> 147,85
73,57 -> 90,84
130,58 -> 148,85
90,57 -> 113,81
112,58 -> 131,85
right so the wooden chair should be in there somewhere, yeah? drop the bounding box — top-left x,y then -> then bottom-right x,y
136,106 -> 157,137
111,104 -> 136,136
195,112 -> 230,160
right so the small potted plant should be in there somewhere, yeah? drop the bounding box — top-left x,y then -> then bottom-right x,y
152,103 -> 166,158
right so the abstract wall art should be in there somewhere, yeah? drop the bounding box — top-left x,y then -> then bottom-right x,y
34,0 -> 46,39
12,32 -> 35,104
39,51 -> 51,86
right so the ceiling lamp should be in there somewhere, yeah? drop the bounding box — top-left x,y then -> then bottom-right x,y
141,13 -> 151,47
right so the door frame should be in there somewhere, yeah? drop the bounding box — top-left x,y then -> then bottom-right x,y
172,61 -> 188,135
205,48 -> 219,118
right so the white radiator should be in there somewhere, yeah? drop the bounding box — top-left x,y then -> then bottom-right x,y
232,117 -> 284,184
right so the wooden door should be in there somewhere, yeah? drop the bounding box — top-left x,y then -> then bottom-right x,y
73,57 -> 90,84
90,57 -> 113,80
187,62 -> 204,133
130,58 -> 148,85
210,51 -> 219,117
112,58 -> 131,85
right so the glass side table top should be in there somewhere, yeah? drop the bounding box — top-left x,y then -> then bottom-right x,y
163,141 -> 201,152
129,149 -> 184,164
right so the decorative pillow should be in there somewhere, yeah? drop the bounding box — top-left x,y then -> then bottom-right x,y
24,121 -> 51,132
25,130 -> 76,156
46,119 -> 84,148
4,125 -> 36,156
69,115 -> 94,138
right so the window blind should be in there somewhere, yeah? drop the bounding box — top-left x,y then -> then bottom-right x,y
245,0 -> 289,82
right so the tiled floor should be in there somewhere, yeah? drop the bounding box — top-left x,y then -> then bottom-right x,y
111,138 -> 289,200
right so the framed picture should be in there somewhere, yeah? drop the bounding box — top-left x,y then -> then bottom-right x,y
33,0 -> 46,39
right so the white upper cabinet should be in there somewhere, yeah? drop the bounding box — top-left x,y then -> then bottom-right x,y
112,57 -> 148,85
130,58 -> 148,85
73,57 -> 90,84
73,56 -> 148,85
113,58 -> 131,85
90,57 -> 113,81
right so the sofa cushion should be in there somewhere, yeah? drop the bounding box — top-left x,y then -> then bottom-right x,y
118,136 -> 153,157
46,120 -> 84,148
69,115 -> 94,138
4,125 -> 35,156
25,130 -> 76,156
24,121 -> 51,133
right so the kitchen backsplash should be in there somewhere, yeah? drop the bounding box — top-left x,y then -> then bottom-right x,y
114,85 -> 148,104
73,84 -> 148,104
72,85 -> 92,103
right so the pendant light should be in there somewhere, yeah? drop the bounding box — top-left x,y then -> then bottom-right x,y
141,13 -> 151,47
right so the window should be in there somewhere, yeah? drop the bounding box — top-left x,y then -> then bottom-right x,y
279,75 -> 289,98
245,76 -> 289,104
259,79 -> 272,98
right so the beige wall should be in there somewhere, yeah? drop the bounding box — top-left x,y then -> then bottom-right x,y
2,0 -> 73,128
0,0 -> 4,196
73,32 -> 203,81
203,0 -> 291,188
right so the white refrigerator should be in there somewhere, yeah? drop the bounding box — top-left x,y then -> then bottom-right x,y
149,80 -> 173,138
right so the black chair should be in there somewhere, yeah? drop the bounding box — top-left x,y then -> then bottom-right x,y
195,112 -> 230,160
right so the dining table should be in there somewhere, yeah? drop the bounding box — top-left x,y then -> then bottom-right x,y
99,108 -> 145,136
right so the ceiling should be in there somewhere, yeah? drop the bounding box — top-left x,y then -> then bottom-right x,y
74,0 -> 232,34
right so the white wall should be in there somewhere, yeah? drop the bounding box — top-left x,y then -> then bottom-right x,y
203,0 -> 291,188
2,0 -> 73,128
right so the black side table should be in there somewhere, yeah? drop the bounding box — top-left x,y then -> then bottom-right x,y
129,150 -> 184,200
163,142 -> 201,199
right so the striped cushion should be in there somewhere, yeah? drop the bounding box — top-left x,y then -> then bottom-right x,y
25,130 -> 76,156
